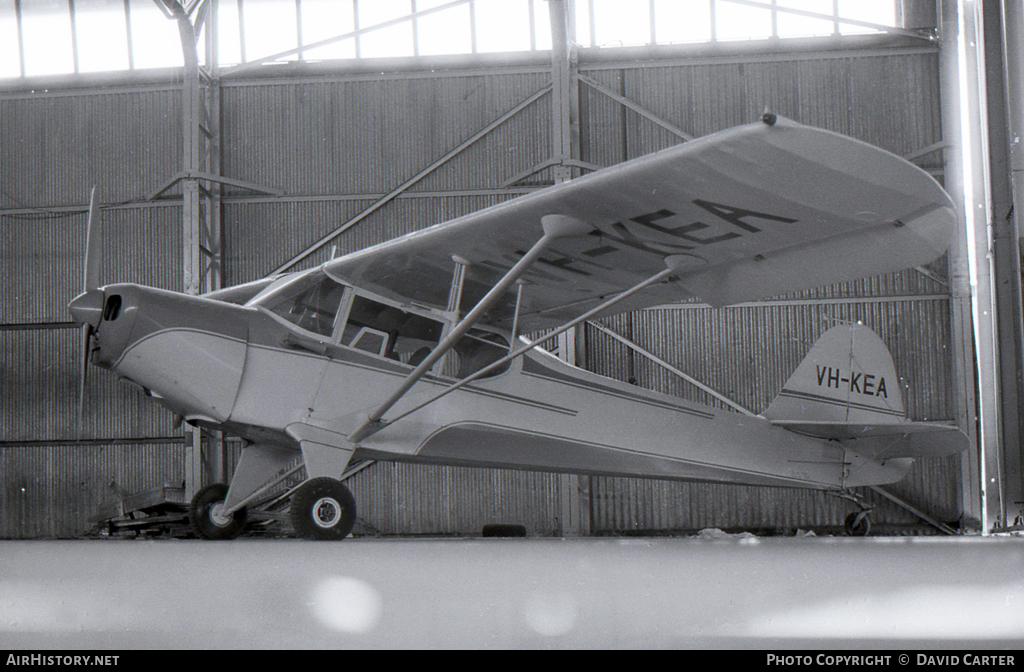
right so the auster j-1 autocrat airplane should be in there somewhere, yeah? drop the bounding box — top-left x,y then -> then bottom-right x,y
68,114 -> 969,540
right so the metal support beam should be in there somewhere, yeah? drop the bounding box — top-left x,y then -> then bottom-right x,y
14,0 -> 25,78
147,171 -> 283,201
501,158 -> 604,188
939,0 -> 995,533
549,0 -> 588,537
903,140 -> 950,162
273,83 -> 553,274
222,0 -> 471,76
960,0 -> 1007,533
988,0 -> 1024,528
587,321 -> 756,417
160,0 -> 227,497
578,75 -> 694,142
939,0 -> 982,533
867,485 -> 958,535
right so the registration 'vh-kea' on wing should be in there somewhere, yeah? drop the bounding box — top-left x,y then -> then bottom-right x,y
324,114 -> 954,332
68,114 -> 966,540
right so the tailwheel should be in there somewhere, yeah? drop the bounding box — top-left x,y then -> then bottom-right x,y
290,477 -> 357,540
189,483 -> 247,540
844,511 -> 871,537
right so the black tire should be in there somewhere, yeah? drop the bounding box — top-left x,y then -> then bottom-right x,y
844,511 -> 871,537
189,483 -> 247,540
290,477 -> 357,540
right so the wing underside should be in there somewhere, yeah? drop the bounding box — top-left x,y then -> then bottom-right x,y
325,116 -> 955,332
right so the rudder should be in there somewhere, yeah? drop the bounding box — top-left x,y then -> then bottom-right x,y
763,323 -> 904,431
762,323 -> 968,458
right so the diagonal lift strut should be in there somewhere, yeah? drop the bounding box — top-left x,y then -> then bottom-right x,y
347,214 -> 593,444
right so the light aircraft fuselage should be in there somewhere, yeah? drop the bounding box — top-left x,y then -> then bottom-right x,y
67,116 -> 968,539
73,278 -> 911,493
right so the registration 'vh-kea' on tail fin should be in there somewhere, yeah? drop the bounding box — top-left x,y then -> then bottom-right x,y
761,323 -> 969,460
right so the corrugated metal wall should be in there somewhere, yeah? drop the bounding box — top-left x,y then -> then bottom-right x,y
1,85 -> 185,537
0,42 -> 957,538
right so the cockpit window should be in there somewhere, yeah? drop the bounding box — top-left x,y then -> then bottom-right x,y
342,295 -> 444,362
330,292 -> 511,379
452,329 -> 510,378
256,271 -> 346,337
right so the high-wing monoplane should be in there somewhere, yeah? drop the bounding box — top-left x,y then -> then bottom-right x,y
68,114 -> 968,539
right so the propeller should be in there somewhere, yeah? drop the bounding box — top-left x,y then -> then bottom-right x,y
75,187 -> 102,438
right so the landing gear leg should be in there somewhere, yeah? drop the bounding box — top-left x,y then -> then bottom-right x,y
844,510 -> 872,537
189,483 -> 248,540
290,477 -> 357,540
834,490 -> 873,537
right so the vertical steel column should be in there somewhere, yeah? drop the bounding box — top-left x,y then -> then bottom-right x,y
549,0 -> 589,537
940,0 -> 1004,533
171,1 -> 205,499
123,0 -> 134,70
993,0 -> 1024,528
205,0 -> 227,484
68,0 -> 80,74
14,0 -> 25,78
960,0 -> 1007,533
980,0 -> 1019,531
165,0 -> 226,496
940,0 -> 982,532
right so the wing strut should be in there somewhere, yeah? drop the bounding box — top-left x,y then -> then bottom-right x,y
347,214 -> 592,444
365,255 -> 689,438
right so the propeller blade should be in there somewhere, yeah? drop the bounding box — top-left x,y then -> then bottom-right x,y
77,323 -> 93,439
83,186 -> 101,292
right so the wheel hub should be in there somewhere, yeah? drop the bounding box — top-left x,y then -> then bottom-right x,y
209,502 -> 233,528
313,497 -> 342,528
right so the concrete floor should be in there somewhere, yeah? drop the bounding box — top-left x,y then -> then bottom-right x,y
1,535 -> 1022,649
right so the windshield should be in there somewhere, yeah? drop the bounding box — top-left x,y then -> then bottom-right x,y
254,271 -> 347,337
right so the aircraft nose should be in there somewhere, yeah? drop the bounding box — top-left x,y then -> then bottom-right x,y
69,289 -> 104,328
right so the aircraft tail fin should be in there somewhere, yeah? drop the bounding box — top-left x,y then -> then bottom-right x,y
762,323 -> 968,459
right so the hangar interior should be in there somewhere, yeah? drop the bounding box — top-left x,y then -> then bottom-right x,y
1,0 -> 1022,539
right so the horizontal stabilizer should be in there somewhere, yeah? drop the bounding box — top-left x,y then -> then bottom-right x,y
770,420 -> 970,458
762,324 -> 968,458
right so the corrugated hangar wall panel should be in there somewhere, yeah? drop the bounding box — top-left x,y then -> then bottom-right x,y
2,200 -> 182,445
3,47 -> 958,538
587,300 -> 953,421
1,329 -> 178,442
0,88 -> 180,208
3,205 -> 183,324
2,215 -> 78,324
849,54 -> 943,156
224,199 -> 379,281
220,73 -> 551,197
588,478 -> 849,533
0,443 -> 184,538
587,474 -> 954,534
578,69 -> 627,170
346,462 -> 562,536
618,52 -> 941,159
224,194 -> 513,282
584,296 -> 958,534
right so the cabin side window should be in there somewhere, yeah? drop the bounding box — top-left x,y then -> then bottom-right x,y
342,295 -> 444,364
259,272 -> 347,337
338,293 -> 511,379
452,329 -> 510,379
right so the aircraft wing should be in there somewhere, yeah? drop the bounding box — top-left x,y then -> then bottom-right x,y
324,116 -> 954,332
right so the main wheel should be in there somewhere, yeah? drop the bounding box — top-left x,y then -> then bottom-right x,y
189,483 -> 247,540
290,477 -> 357,540
844,511 -> 871,537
